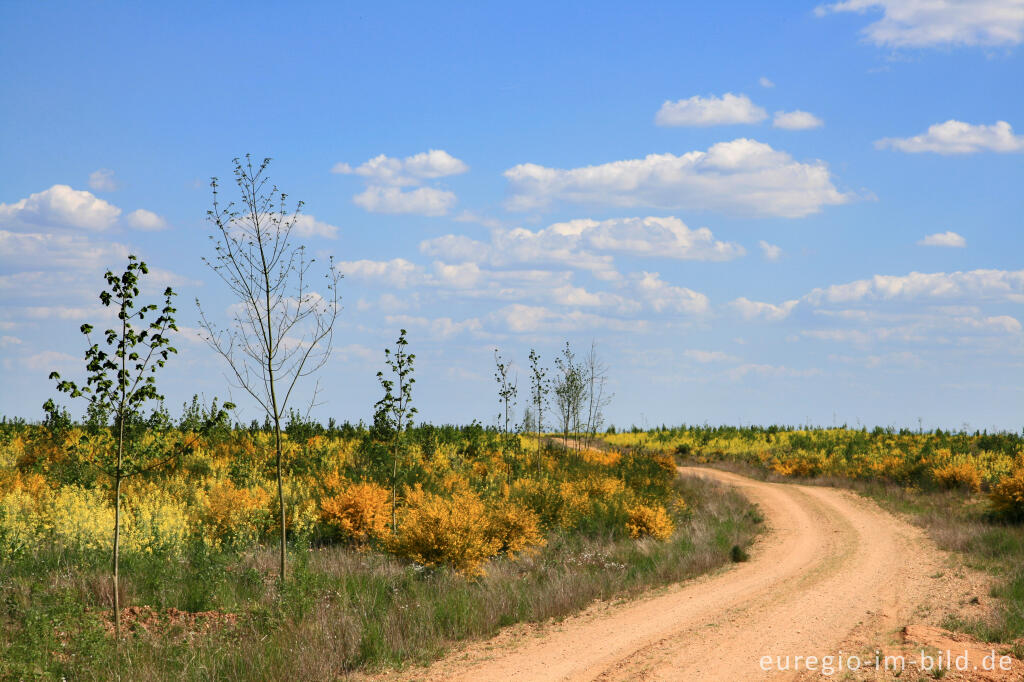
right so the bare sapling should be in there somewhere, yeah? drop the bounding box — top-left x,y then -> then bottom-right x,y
197,154 -> 341,582
494,349 -> 518,483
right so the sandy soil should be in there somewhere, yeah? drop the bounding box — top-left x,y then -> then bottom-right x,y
390,467 -> 1011,681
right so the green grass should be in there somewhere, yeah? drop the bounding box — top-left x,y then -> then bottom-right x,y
0,474 -> 762,680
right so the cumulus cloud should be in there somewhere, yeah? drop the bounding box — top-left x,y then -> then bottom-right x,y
125,208 -> 168,231
332,150 -> 468,185
655,93 -> 767,127
337,258 -> 425,288
0,185 -> 121,231
88,168 -> 118,192
0,229 -> 131,271
503,139 -> 851,217
352,186 -> 456,216
630,272 -> 709,314
816,0 -> 1024,48
919,231 -> 966,247
759,240 -> 783,261
290,214 -> 340,238
773,110 -> 824,130
489,304 -> 640,334
384,314 -> 483,340
333,149 -> 466,216
730,297 -> 800,320
426,216 -> 741,269
759,77 -> 775,88
876,120 -> 1024,154
804,269 -> 1024,305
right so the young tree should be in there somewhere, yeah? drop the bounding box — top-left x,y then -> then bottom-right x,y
527,348 -> 548,445
582,341 -> 613,447
375,329 -> 417,532
553,341 -> 585,452
494,350 -> 518,482
197,155 -> 341,581
47,255 -> 180,637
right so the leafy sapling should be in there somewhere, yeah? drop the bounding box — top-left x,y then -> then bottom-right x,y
47,255 -> 182,638
375,328 -> 417,532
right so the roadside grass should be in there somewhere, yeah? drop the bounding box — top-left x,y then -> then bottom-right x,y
0,474 -> 761,680
685,458 -> 1024,651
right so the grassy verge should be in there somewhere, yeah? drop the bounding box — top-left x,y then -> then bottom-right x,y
0,474 -> 761,680
688,458 -> 1024,652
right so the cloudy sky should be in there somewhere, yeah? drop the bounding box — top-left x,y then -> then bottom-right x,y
2,1 -> 1023,430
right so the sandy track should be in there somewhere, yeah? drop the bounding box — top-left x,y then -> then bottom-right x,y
402,467 -> 967,681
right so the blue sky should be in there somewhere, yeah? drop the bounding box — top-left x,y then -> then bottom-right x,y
2,1 -> 1023,430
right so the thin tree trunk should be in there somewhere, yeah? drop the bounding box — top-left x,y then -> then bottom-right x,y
274,418 -> 285,581
113,469 -> 121,637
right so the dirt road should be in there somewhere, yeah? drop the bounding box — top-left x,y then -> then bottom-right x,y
402,467 -> 994,681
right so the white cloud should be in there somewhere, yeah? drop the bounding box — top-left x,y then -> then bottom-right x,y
125,208 -> 168,231
877,120 -> 1024,154
919,231 -> 966,247
630,272 -> 709,314
384,314 -> 483,340
332,149 -> 468,185
730,297 -> 800,321
421,217 -> 743,291
655,93 -> 767,127
291,214 -> 340,239
352,186 -> 456,216
773,110 -> 824,130
503,139 -> 851,217
337,258 -> 425,288
759,240 -> 783,261
816,0 -> 1024,48
489,304 -> 640,334
0,335 -> 21,348
805,269 -> 1024,305
0,229 -> 131,270
88,169 -> 118,192
334,149 -> 466,217
759,77 -> 775,88
0,185 -> 121,231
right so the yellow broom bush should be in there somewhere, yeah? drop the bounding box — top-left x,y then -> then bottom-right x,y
625,503 -> 674,541
990,468 -> 1024,519
320,478 -> 392,545
931,460 -> 983,492
387,484 -> 501,576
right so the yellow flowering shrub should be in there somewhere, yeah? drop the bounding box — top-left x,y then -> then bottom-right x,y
990,468 -> 1024,520
486,501 -> 545,558
388,485 -> 501,576
46,486 -> 113,552
931,460 -> 983,492
625,503 -> 674,541
320,477 -> 392,544
198,480 -> 270,547
123,487 -> 190,554
0,488 -> 43,553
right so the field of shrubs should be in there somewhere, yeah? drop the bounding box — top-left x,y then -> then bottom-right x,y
0,415 -> 680,574
606,425 -> 1024,519
0,405 -> 766,679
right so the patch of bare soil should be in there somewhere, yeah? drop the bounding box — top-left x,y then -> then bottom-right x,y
100,605 -> 238,638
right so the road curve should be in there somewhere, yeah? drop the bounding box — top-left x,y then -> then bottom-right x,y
403,467 -> 952,681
